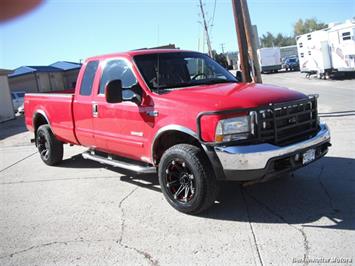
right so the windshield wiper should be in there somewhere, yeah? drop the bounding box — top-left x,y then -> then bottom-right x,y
152,79 -> 237,92
153,82 -> 197,90
201,78 -> 237,85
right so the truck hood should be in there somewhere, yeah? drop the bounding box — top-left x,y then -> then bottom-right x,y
160,82 -> 306,110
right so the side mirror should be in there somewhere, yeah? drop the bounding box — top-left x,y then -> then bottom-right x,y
123,90 -> 142,105
105,80 -> 122,103
236,70 -> 242,81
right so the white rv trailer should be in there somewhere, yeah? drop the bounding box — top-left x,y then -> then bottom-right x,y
297,19 -> 355,78
257,47 -> 282,73
328,20 -> 355,72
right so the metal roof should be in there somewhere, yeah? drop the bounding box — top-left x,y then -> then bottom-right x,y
27,66 -> 62,72
50,61 -> 82,71
9,65 -> 65,78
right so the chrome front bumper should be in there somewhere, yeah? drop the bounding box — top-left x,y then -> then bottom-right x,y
215,123 -> 330,172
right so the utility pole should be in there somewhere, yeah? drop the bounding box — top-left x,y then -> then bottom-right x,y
198,0 -> 213,58
240,0 -> 262,83
220,43 -> 225,54
231,0 -> 252,82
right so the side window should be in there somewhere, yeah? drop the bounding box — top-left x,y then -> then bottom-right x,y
342,32 -> 351,41
80,61 -> 99,96
99,60 -> 137,94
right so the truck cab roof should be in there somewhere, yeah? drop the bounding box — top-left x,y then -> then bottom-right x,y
85,49 -> 195,62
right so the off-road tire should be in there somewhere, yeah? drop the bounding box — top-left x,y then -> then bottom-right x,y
36,125 -> 63,166
158,144 -> 219,214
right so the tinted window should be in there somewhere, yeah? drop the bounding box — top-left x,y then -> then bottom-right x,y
80,61 -> 99,96
16,92 -> 25,98
134,52 -> 237,91
99,60 -> 137,94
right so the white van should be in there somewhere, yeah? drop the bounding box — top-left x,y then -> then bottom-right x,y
11,91 -> 25,113
257,47 -> 282,73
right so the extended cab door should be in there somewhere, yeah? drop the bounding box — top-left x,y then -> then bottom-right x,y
72,60 -> 100,147
92,58 -> 154,161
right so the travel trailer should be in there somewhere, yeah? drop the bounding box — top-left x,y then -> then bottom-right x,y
297,19 -> 355,78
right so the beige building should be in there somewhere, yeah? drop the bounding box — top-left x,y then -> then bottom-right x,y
50,61 -> 81,89
0,69 -> 15,122
9,62 -> 81,93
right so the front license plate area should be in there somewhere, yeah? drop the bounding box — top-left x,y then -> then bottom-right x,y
302,148 -> 316,165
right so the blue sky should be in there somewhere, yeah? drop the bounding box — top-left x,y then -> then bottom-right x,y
0,0 -> 354,69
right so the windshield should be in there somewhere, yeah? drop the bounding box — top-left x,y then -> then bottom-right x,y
134,52 -> 238,92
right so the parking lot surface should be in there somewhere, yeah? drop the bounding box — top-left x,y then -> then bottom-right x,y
1,72 -> 354,265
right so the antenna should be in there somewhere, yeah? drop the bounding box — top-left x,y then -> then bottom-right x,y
157,24 -> 160,46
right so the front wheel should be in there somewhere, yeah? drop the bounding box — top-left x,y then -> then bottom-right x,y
36,125 -> 63,166
158,144 -> 219,214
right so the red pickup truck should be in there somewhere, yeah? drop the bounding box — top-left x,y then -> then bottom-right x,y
25,49 -> 331,214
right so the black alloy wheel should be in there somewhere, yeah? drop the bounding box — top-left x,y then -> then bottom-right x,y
37,130 -> 50,161
36,124 -> 63,166
165,158 -> 196,203
158,144 -> 219,214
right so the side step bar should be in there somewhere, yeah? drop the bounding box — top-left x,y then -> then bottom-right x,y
82,151 -> 156,174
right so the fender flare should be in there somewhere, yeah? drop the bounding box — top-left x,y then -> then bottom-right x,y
32,109 -> 51,131
151,124 -> 225,179
151,124 -> 198,162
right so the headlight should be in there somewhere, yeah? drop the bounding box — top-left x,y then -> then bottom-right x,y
215,115 -> 251,142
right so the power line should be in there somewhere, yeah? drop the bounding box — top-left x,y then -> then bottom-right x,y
220,43 -> 225,53
198,0 -> 213,57
211,0 -> 217,28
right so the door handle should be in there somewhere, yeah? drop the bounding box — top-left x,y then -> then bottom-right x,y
92,103 -> 98,117
146,110 -> 159,117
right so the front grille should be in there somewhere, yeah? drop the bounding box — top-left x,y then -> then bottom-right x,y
256,97 -> 319,146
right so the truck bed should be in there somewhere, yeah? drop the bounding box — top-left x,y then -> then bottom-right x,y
24,92 -> 78,144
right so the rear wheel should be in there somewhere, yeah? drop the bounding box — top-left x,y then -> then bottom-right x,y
158,144 -> 219,214
36,125 -> 63,166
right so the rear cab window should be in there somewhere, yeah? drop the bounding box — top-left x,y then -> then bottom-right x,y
80,60 -> 99,96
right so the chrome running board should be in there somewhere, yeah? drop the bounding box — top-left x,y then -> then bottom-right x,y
82,151 -> 156,174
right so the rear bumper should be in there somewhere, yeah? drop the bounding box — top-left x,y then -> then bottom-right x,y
261,65 -> 282,72
213,123 -> 331,181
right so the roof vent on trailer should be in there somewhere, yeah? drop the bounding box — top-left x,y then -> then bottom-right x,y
328,22 -> 341,28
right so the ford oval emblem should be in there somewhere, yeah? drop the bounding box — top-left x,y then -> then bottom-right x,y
288,117 -> 297,124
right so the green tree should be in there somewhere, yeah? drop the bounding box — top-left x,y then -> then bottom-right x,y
294,18 -> 327,36
260,32 -> 275,47
212,50 -> 229,68
260,32 -> 296,48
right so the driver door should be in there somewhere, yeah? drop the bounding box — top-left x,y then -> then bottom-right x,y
92,59 -> 152,161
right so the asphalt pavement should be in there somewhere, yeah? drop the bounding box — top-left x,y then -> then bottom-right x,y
0,72 -> 354,265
